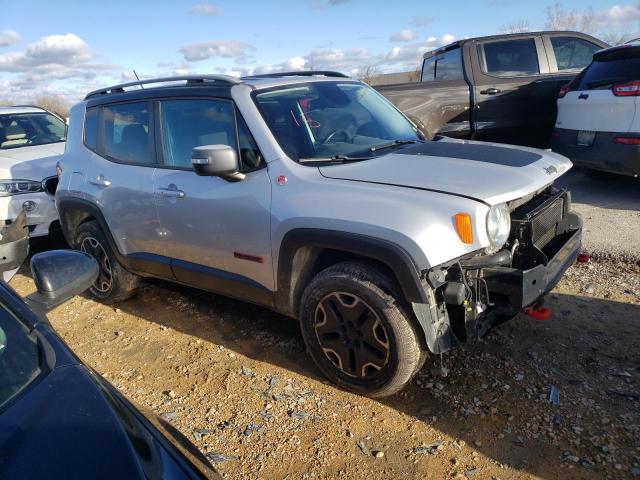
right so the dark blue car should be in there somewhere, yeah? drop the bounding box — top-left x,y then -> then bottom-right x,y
0,213 -> 218,479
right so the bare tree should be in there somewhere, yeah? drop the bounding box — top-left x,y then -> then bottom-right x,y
34,95 -> 70,118
407,65 -> 422,82
544,3 -> 595,34
359,65 -> 379,85
601,31 -> 632,46
501,19 -> 531,34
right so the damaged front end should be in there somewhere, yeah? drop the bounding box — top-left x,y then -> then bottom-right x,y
414,187 -> 582,355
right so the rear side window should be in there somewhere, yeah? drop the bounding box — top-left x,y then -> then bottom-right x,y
551,36 -> 601,72
482,39 -> 540,77
103,102 -> 152,165
575,48 -> 640,91
160,99 -> 236,170
84,107 -> 99,151
421,56 -> 436,81
421,48 -> 463,81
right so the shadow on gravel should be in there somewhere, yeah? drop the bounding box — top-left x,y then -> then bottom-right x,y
25,237 -> 640,478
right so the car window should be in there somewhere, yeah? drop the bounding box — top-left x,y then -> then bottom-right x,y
551,36 -> 601,72
84,107 -> 99,151
160,99 -> 236,169
0,302 -> 40,408
421,56 -> 436,81
435,48 -> 463,80
0,113 -> 66,150
482,39 -> 540,77
103,102 -> 152,165
575,47 -> 640,91
236,113 -> 264,172
254,81 -> 422,162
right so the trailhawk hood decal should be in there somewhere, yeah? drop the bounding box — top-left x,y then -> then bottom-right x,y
318,139 -> 572,205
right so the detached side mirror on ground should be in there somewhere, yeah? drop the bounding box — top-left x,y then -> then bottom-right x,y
25,250 -> 98,312
191,145 -> 245,181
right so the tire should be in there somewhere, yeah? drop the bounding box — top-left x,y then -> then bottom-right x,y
299,261 -> 426,398
75,221 -> 140,304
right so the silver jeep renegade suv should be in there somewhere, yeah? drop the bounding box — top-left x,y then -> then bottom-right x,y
56,72 -> 582,397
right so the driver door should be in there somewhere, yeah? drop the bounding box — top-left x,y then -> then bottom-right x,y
153,98 -> 273,305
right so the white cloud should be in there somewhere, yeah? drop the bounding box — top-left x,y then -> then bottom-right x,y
598,4 -> 640,28
0,30 -> 20,48
0,33 -> 115,106
179,40 -> 254,62
390,29 -> 418,42
189,3 -> 222,16
0,33 -> 95,73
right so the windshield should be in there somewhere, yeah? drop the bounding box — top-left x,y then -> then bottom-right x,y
253,81 -> 423,161
0,301 -> 41,408
0,112 -> 66,150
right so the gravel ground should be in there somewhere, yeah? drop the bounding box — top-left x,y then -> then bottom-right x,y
556,168 -> 640,262
10,254 -> 640,479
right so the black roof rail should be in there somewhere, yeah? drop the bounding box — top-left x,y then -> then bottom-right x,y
84,75 -> 242,100
6,104 -> 46,110
243,70 -> 350,79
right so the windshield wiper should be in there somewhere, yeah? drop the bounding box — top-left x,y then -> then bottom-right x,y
299,154 -> 370,164
586,77 -> 629,89
369,139 -> 423,153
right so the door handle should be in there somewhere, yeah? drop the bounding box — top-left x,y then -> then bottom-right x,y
158,186 -> 185,199
578,93 -> 589,100
89,175 -> 111,187
480,88 -> 501,95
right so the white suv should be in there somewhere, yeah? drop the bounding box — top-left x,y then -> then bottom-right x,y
0,106 -> 66,237
553,43 -> 640,177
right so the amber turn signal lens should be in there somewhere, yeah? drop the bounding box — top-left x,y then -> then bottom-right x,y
454,213 -> 473,244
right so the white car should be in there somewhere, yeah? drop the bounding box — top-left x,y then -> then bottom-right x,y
0,106 -> 66,236
552,43 -> 640,177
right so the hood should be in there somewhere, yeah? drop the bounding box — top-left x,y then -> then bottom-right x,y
0,142 -> 64,180
318,138 -> 572,205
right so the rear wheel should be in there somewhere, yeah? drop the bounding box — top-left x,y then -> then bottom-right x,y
76,221 -> 140,303
299,261 -> 426,398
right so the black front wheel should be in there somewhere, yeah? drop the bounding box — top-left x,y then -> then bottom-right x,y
300,261 -> 426,398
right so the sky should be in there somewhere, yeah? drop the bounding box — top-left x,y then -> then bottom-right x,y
1,0 -> 639,105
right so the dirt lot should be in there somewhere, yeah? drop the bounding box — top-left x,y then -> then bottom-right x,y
11,248 -> 640,480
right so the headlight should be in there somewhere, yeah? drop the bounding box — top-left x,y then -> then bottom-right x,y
0,179 -> 44,197
486,203 -> 511,250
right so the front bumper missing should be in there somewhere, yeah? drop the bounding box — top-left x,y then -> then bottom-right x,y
414,212 -> 582,355
483,225 -> 581,309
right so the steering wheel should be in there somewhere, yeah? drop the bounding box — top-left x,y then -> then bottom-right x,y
321,129 -> 352,145
27,133 -> 55,145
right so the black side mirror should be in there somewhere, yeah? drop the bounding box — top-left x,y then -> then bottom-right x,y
25,250 -> 98,312
191,145 -> 245,182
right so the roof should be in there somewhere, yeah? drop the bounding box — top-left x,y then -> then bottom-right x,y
0,106 -> 48,115
423,30 -> 609,58
594,41 -> 640,58
83,72 -> 358,101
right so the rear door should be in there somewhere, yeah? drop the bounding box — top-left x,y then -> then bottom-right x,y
84,100 -> 168,276
556,47 -> 640,134
471,34 -> 557,147
376,45 -> 471,139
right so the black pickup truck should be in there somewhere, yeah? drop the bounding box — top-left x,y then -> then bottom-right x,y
376,31 -> 608,148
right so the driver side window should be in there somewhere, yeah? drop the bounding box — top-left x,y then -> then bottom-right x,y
159,99 -> 264,172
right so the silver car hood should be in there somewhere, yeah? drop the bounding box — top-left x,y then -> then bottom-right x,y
318,139 -> 572,205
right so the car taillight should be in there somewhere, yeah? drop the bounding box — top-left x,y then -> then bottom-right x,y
613,136 -> 640,145
558,84 -> 571,98
612,80 -> 640,96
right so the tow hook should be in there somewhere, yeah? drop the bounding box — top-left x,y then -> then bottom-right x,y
525,300 -> 552,321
